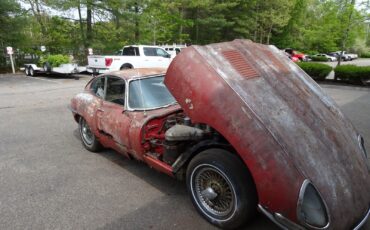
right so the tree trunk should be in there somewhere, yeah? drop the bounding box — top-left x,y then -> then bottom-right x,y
195,7 -> 199,44
86,0 -> 93,47
266,23 -> 273,45
77,1 -> 86,48
134,2 -> 140,42
27,0 -> 47,37
337,0 -> 356,67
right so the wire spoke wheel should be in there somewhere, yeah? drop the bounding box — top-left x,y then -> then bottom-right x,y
192,164 -> 236,219
187,149 -> 257,228
80,118 -> 94,146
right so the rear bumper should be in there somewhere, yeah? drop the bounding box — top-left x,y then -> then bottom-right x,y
86,66 -> 109,74
258,204 -> 370,230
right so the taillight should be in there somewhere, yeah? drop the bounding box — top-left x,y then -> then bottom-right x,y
105,58 -> 113,67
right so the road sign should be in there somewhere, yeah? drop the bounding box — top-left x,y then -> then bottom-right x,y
6,46 -> 13,55
88,48 -> 93,55
40,46 -> 46,52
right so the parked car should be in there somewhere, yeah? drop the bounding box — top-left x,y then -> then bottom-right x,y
284,48 -> 309,61
70,40 -> 370,230
87,45 -> 172,74
314,53 -> 337,62
327,51 -> 356,61
337,51 -> 358,60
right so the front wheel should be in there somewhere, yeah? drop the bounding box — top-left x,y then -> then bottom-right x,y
79,117 -> 102,152
186,149 -> 257,229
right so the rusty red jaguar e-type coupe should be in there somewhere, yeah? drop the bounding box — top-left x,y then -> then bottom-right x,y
70,40 -> 369,229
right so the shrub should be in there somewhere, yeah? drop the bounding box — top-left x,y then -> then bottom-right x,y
360,52 -> 370,58
39,54 -> 70,67
310,56 -> 329,62
297,62 -> 332,81
334,65 -> 370,84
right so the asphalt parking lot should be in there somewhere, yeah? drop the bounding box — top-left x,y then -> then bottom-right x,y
0,73 -> 369,229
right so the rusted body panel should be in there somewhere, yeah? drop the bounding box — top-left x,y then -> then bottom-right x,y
165,39 -> 370,229
70,68 -> 181,176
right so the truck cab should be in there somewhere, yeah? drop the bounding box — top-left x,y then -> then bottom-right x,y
87,45 -> 171,74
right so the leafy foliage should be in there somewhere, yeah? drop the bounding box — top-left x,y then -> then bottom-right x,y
39,54 -> 70,67
1,0 -> 370,68
297,62 -> 332,80
334,65 -> 370,84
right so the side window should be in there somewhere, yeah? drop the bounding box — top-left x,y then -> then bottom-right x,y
156,48 -> 169,57
105,77 -> 125,106
143,47 -> 157,56
122,47 -> 139,56
91,77 -> 105,98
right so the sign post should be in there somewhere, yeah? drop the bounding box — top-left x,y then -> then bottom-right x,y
6,47 -> 15,74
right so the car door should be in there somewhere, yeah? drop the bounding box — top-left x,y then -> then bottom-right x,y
97,76 -> 132,151
155,48 -> 172,66
89,76 -> 106,134
143,47 -> 160,67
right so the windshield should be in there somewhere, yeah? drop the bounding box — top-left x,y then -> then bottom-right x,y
128,76 -> 176,110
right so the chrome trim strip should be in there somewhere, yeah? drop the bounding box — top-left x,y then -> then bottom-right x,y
274,213 -> 305,230
353,207 -> 370,230
67,105 -> 76,113
258,204 -> 288,230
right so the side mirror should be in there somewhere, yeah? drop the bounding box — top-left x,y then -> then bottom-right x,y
165,54 -> 171,58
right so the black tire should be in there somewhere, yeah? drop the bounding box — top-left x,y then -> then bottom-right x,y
78,117 -> 102,152
43,62 -> 51,72
25,67 -> 30,76
29,66 -> 35,77
120,64 -> 132,70
186,149 -> 257,229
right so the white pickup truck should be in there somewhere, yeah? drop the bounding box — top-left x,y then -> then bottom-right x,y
339,51 -> 358,60
87,45 -> 172,74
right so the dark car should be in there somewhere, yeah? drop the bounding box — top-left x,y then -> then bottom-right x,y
70,40 -> 370,230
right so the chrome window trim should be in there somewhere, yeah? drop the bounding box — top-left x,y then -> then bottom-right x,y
297,179 -> 330,229
126,74 -> 177,111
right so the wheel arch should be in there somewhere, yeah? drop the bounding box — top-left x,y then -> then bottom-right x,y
73,113 -> 81,123
120,63 -> 133,70
173,138 -> 255,186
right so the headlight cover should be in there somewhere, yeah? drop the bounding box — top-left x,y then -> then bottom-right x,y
297,180 -> 329,229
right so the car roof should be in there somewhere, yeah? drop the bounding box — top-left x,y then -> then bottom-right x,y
107,68 -> 166,81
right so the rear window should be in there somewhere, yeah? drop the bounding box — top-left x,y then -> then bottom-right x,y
122,47 -> 139,56
143,47 -> 169,57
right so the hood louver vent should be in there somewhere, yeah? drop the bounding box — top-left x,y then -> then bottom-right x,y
222,50 -> 259,79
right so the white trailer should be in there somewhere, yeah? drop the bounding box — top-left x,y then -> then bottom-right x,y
23,63 -> 87,77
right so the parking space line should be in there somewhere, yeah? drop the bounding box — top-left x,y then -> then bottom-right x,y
29,77 -> 62,84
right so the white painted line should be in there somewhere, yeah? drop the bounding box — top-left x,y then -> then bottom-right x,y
29,77 -> 61,84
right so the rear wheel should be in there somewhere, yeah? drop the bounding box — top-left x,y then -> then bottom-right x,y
29,66 -> 35,77
43,62 -> 51,73
79,117 -> 102,152
120,64 -> 132,70
186,149 -> 257,229
25,67 -> 30,76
